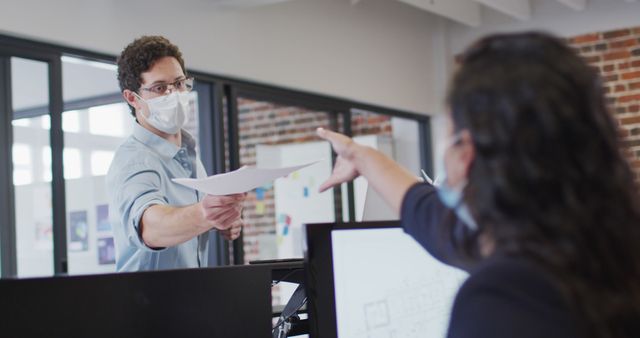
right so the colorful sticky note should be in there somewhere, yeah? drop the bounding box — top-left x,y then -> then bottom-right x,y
283,225 -> 289,236
256,201 -> 265,214
292,171 -> 300,180
303,187 -> 309,198
256,188 -> 265,201
278,214 -> 287,223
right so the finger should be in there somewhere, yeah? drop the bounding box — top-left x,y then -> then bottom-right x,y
216,209 -> 242,230
226,193 -> 246,201
205,204 -> 238,221
202,194 -> 243,208
221,231 -> 233,241
319,176 -> 341,193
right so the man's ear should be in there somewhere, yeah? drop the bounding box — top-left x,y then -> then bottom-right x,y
122,90 -> 140,111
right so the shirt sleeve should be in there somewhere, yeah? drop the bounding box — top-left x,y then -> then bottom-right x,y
112,162 -> 169,252
400,182 -> 475,270
447,259 -> 575,338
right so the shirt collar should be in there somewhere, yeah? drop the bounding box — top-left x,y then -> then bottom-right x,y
133,123 -> 196,159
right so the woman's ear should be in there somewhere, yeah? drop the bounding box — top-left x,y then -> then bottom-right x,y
457,130 -> 476,177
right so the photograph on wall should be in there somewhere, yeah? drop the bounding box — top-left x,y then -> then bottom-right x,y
97,237 -> 116,265
68,210 -> 89,251
96,204 -> 111,232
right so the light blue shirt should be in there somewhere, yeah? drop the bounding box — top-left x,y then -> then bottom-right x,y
107,123 -> 208,272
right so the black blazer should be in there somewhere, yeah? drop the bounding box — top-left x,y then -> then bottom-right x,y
400,183 -> 577,338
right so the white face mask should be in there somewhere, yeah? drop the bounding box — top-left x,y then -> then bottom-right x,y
135,91 -> 190,134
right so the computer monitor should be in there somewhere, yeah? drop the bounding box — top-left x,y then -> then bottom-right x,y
304,221 -> 468,338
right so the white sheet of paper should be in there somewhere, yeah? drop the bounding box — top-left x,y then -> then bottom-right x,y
172,160 -> 321,195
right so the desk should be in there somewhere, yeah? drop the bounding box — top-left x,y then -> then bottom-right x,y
0,265 -> 272,338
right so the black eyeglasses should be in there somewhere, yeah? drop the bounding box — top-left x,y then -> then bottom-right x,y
140,77 -> 194,95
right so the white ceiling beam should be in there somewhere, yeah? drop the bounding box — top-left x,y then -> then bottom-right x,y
555,0 -> 587,11
472,0 -> 531,21
398,0 -> 481,27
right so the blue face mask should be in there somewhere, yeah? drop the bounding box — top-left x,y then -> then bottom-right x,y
435,132 -> 479,230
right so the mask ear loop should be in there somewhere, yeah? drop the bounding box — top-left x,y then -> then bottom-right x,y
131,91 -> 154,125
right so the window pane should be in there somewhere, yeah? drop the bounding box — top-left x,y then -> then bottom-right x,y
62,56 -> 125,275
63,148 -> 82,179
11,57 -> 54,277
89,103 -> 128,137
12,144 -> 33,186
236,96 -> 341,306
62,110 -> 80,133
90,151 -> 115,176
346,109 -> 423,222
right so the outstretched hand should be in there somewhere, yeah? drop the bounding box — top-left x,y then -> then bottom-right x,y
317,128 -> 361,192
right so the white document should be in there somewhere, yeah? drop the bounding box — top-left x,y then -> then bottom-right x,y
172,160 -> 321,196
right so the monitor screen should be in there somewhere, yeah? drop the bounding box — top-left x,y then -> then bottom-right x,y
305,221 -> 467,338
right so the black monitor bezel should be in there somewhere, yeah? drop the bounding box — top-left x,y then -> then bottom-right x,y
303,220 -> 402,338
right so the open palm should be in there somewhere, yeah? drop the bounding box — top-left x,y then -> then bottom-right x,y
317,128 -> 360,192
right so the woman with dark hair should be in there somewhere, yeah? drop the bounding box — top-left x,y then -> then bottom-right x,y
317,32 -> 640,338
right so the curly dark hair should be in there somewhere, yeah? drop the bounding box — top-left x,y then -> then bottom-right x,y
117,35 -> 186,116
449,32 -> 640,338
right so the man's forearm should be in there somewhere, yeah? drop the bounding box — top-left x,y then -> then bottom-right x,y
140,203 -> 206,248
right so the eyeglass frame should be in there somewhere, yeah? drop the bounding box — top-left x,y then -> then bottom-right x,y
139,77 -> 194,96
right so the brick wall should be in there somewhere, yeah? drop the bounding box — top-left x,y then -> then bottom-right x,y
568,27 -> 640,182
235,98 -> 392,264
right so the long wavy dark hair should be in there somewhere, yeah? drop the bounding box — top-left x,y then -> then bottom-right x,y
448,32 -> 640,338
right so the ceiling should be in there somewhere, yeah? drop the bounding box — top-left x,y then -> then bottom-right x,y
208,0 -> 639,27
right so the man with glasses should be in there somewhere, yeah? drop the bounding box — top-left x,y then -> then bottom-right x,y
107,36 -> 245,272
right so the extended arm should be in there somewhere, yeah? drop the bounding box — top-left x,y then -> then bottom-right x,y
141,194 -> 244,248
317,128 -> 419,214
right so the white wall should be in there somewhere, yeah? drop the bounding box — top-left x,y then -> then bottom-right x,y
447,0 -> 640,55
0,0 -> 448,115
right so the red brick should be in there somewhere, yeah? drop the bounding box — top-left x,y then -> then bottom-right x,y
630,105 -> 640,113
631,83 -> 640,90
572,33 -> 600,44
603,64 -> 615,72
631,160 -> 640,169
634,28 -> 640,35
584,55 -> 601,64
595,43 -> 608,51
619,62 -> 630,70
632,60 -> 640,68
604,50 -> 631,61
610,38 -> 638,49
615,84 -> 627,92
604,74 -> 619,82
620,94 -> 640,103
603,29 -> 631,40
622,71 -> 640,80
621,116 -> 640,125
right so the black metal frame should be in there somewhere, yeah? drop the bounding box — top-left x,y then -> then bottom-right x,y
0,56 -> 17,277
0,33 -> 433,270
